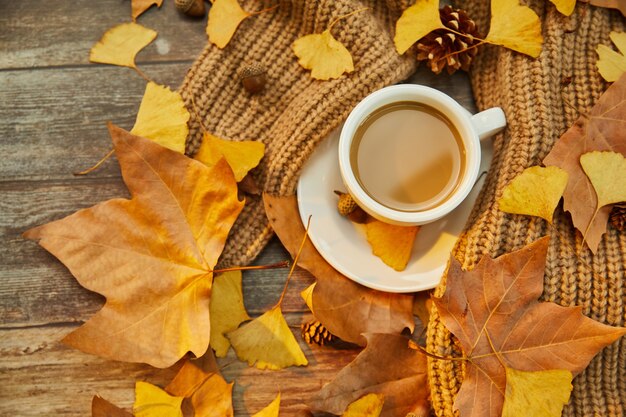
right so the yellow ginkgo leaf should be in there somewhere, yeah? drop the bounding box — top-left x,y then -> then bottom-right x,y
502,367 -> 573,417
342,393 -> 385,417
548,0 -> 576,16
300,283 -> 315,312
228,305 -> 308,370
134,381 -> 184,417
130,82 -> 190,153
251,393 -> 281,417
209,271 -> 251,357
293,30 -> 354,80
365,220 -> 419,271
498,166 -> 568,223
195,133 -> 265,182
132,0 -> 163,21
90,22 -> 157,68
596,31 -> 626,82
394,0 -> 444,54
485,0 -> 543,58
580,151 -> 626,208
207,0 -> 251,49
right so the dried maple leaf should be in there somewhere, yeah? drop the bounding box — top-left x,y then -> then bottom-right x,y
501,368 -> 573,417
485,0 -> 543,58
131,81 -> 190,153
24,125 -> 244,367
251,393 -> 281,417
365,219 -> 419,271
394,0 -> 444,54
92,396 -> 133,417
596,31 -> 626,82
263,194 -> 415,346
433,237 -> 626,417
90,23 -> 157,69
310,334 -> 429,417
206,0 -> 251,49
166,351 -> 219,397
195,133 -> 265,182
548,0 -> 576,15
580,151 -> 626,208
498,166 -> 568,223
543,73 -> 626,252
134,382 -> 184,417
342,393 -> 385,417
132,0 -> 163,21
587,0 -> 626,16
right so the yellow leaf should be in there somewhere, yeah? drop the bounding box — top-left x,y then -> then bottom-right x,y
485,0 -> 543,58
502,367 -> 573,417
131,82 -> 190,153
342,393 -> 384,417
394,0 -> 444,54
195,133 -> 265,181
300,283 -> 315,312
498,166 -> 568,223
209,271 -> 251,357
580,151 -> 626,208
228,305 -> 308,370
207,0 -> 251,49
132,0 -> 163,21
293,30 -> 354,80
90,22 -> 157,68
251,393 -> 281,417
596,31 -> 626,82
365,220 -> 419,271
548,0 -> 576,16
189,373 -> 234,417
134,381 -> 183,417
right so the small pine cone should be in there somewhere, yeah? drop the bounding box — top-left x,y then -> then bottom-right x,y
301,320 -> 335,346
609,203 -> 626,231
416,5 -> 480,75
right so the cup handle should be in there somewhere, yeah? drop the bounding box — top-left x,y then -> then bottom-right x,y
470,107 -> 507,141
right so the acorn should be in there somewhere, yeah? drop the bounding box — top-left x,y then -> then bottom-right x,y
238,63 -> 267,94
175,0 -> 206,17
335,190 -> 358,216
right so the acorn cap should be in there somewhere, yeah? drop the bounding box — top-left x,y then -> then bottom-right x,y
175,0 -> 206,17
238,62 -> 266,79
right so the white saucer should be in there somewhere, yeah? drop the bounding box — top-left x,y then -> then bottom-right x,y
296,126 -> 493,293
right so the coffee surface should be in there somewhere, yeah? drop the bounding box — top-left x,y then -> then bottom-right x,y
351,102 -> 465,211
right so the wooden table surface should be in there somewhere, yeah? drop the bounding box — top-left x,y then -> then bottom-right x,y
0,1 -> 476,415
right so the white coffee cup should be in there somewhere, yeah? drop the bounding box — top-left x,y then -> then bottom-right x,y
338,84 -> 506,225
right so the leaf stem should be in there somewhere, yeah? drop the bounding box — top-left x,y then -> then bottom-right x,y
437,41 -> 485,65
276,216 -> 311,307
132,65 -> 152,82
328,7 -> 370,32
249,4 -> 279,16
73,148 -> 115,176
443,27 -> 495,47
212,260 -> 290,275
411,342 -> 467,362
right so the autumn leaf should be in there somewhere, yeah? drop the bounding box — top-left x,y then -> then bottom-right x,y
207,0 -> 251,49
90,22 -> 157,68
310,334 -> 429,417
92,396 -> 133,417
292,31 -> 354,80
596,31 -> 626,82
365,220 -> 419,271
24,125 -> 244,367
300,283 -> 315,312
501,368 -> 573,417
394,0 -> 444,54
251,393 -> 281,417
548,0 -> 576,15
132,0 -> 163,21
342,393 -> 385,417
580,151 -> 626,208
195,133 -> 265,182
543,73 -> 626,252
209,271 -> 251,357
166,351 -> 219,397
485,0 -> 543,57
131,82 -> 190,153
586,0 -> 626,16
134,382 -> 184,417
263,194 -> 415,346
433,237 -> 626,417
498,166 -> 568,223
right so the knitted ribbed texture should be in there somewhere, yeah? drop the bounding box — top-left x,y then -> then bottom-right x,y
427,1 -> 626,416
179,0 -> 417,268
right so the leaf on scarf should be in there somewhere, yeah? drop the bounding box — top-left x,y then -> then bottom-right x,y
310,334 -> 429,417
548,0 -> 576,15
342,393 -> 385,417
131,82 -> 190,153
580,151 -> 626,208
365,220 -> 419,271
597,31 -> 626,82
228,305 -> 308,370
543,73 -> 626,252
89,23 -> 157,68
24,125 -> 244,367
433,237 -> 626,417
209,271 -> 251,357
498,166 -> 568,223
587,0 -> 626,17
134,382 -> 184,417
132,0 -> 163,21
394,0 -> 444,54
92,396 -> 133,417
263,194 -> 415,346
485,0 -> 543,57
251,393 -> 281,417
195,133 -> 265,182
292,30 -> 354,80
501,368 -> 573,417
207,0 -> 251,48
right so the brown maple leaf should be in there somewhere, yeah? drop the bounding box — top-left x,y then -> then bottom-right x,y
309,333 -> 429,417
24,124 -> 244,368
543,73 -> 626,252
433,237 -> 626,417
92,396 -> 133,417
584,0 -> 626,17
263,194 -> 415,346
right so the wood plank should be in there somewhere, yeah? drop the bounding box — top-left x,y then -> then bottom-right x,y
0,0 -> 208,69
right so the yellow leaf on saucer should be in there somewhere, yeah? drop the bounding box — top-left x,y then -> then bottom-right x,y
394,0 -> 444,54
228,305 -> 308,370
90,22 -> 157,68
300,283 -> 315,312
209,271 -> 251,357
131,82 -> 190,153
502,367 -> 573,417
292,30 -> 354,80
580,151 -> 626,208
548,0 -> 576,16
485,0 -> 543,58
342,393 -> 384,417
134,381 -> 183,417
207,0 -> 251,49
195,133 -> 265,182
498,166 -> 568,223
596,31 -> 626,82
132,0 -> 163,21
252,393 -> 281,417
365,220 -> 419,271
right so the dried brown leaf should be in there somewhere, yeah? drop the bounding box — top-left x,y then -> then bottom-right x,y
132,0 -> 163,21
92,396 -> 133,417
